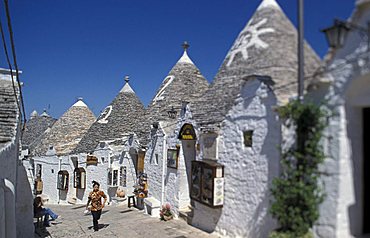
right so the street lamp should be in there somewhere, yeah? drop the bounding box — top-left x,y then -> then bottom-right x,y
322,19 -> 369,49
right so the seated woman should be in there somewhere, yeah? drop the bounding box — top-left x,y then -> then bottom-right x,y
33,196 -> 59,227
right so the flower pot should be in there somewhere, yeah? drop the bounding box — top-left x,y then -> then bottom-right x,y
163,215 -> 173,221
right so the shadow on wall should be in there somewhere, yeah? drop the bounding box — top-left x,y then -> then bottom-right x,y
76,188 -> 85,201
58,190 -> 67,202
347,105 -> 362,236
191,200 -> 222,233
16,163 -> 35,237
344,73 -> 370,236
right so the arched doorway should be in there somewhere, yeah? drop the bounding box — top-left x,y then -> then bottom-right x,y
178,123 -> 197,211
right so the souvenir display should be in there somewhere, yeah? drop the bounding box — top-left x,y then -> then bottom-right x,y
191,160 -> 224,207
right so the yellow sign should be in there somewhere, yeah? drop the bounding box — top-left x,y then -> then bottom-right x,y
178,123 -> 196,140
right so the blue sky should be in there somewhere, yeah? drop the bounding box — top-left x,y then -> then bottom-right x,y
3,0 -> 355,118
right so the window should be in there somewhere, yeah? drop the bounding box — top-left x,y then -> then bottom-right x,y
74,168 -> 86,189
153,154 -> 159,165
57,170 -> 69,190
108,166 -> 127,187
167,148 -> 179,169
201,133 -> 218,160
243,130 -> 254,147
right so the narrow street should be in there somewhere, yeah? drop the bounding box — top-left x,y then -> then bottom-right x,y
34,204 -> 216,238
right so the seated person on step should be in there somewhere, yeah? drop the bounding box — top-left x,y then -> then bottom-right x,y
33,196 -> 59,227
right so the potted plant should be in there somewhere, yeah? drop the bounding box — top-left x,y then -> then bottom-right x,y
160,203 -> 173,221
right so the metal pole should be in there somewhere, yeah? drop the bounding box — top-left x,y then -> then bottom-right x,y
298,0 -> 304,101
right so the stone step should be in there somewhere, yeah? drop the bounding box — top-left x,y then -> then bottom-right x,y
178,209 -> 193,224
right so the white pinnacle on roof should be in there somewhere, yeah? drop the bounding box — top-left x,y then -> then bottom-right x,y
40,109 -> 50,117
30,110 -> 38,118
178,51 -> 194,64
119,75 -> 135,93
72,97 -> 88,107
257,0 -> 282,11
177,41 -> 194,64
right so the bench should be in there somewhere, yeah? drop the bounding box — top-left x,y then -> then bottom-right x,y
143,197 -> 161,217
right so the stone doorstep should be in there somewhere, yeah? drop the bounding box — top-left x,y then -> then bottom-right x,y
178,207 -> 194,225
143,197 -> 161,218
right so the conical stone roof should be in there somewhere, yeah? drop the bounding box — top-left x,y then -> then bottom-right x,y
147,43 -> 209,124
194,0 -> 321,127
32,98 -> 96,156
0,79 -> 19,151
73,78 -> 149,154
22,111 -> 56,148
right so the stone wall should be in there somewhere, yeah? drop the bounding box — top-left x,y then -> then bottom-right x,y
144,128 -> 166,206
0,128 -> 34,237
192,80 -> 280,237
307,3 -> 370,237
31,146 -> 139,205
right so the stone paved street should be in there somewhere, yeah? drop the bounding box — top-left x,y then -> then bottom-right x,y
34,204 -> 218,238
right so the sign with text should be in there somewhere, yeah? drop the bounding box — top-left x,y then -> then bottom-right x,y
178,123 -> 197,140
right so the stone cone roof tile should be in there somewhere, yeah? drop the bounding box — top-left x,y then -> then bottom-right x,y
32,99 -> 96,156
73,82 -> 149,154
0,79 -> 19,151
22,114 -> 56,148
194,0 -> 321,128
147,49 -> 209,124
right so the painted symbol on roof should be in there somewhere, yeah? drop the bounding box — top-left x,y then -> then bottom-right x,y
97,105 -> 112,124
153,76 -> 175,104
226,18 -> 275,67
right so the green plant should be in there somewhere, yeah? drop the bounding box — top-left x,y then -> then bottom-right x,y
269,231 -> 314,238
270,100 -> 328,237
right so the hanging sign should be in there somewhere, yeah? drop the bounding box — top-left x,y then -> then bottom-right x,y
178,123 -> 197,140
86,155 -> 98,166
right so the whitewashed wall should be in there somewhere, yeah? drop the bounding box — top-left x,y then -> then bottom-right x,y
144,103 -> 199,215
191,80 -> 280,238
144,128 -> 165,205
0,126 -> 34,237
30,142 -> 139,205
308,2 -> 370,237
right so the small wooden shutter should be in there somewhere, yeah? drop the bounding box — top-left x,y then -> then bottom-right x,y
137,151 -> 145,173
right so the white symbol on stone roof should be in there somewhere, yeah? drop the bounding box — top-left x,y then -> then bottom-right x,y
153,76 -> 175,104
97,105 -> 113,124
226,18 -> 275,67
